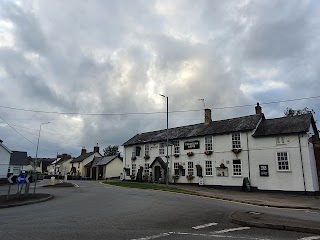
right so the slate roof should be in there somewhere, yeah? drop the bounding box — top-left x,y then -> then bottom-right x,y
96,155 -> 122,166
10,151 -> 28,166
253,114 -> 316,137
70,152 -> 95,163
123,114 -> 263,146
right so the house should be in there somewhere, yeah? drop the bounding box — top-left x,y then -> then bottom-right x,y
94,154 -> 123,180
0,139 -> 11,179
8,151 -> 28,176
123,104 -> 319,193
47,154 -> 72,175
70,144 -> 102,178
25,157 -> 56,173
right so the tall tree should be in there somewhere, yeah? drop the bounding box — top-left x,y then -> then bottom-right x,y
103,145 -> 119,156
284,107 -> 315,117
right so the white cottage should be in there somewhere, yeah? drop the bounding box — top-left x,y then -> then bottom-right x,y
122,104 -> 319,193
0,140 -> 11,179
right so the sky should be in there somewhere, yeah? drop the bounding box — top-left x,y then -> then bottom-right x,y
0,0 -> 319,158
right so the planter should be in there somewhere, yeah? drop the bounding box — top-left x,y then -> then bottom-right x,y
131,156 -> 137,161
174,154 -> 180,158
144,155 -> 150,160
204,150 -> 213,155
186,174 -> 194,181
187,152 -> 194,157
232,148 -> 242,154
219,163 -> 227,169
172,175 -> 180,183
178,165 -> 184,170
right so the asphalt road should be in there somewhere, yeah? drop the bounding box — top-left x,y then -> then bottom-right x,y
0,181 -> 319,240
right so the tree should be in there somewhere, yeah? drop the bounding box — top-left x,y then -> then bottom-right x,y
284,107 -> 315,117
103,145 -> 119,156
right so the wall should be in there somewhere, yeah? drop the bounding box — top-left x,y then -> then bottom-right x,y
0,145 -> 11,178
105,157 -> 123,179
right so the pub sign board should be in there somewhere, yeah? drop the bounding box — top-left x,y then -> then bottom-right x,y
184,140 -> 200,150
259,165 -> 269,177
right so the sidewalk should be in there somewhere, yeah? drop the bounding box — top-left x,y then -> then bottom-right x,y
174,184 -> 320,234
174,184 -> 320,210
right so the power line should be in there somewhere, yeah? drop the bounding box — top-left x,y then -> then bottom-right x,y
0,95 -> 319,116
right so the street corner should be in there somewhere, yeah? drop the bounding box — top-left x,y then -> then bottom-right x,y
229,211 -> 320,235
0,193 -> 53,208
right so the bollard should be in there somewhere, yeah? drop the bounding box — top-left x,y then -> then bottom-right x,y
50,176 -> 56,185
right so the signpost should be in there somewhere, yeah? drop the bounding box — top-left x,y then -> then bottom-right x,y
16,173 -> 25,195
25,174 -> 31,194
7,174 -> 13,200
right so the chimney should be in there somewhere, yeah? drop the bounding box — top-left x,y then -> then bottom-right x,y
204,108 -> 212,125
94,143 -> 99,153
81,146 -> 87,155
255,103 -> 262,115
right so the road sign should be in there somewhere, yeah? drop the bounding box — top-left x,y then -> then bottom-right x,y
25,174 -> 30,183
16,173 -> 25,185
8,175 -> 13,184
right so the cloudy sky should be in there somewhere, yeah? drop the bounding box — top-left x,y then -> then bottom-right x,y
0,0 -> 319,158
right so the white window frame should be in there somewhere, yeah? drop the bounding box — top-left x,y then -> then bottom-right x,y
145,144 -> 150,156
205,136 -> 213,151
232,133 -> 241,149
174,162 -> 180,175
132,146 -> 136,158
276,152 -> 290,171
132,164 -> 136,175
144,163 -> 150,175
276,137 -> 285,145
173,140 -> 180,154
205,160 -> 213,176
232,159 -> 242,176
159,142 -> 165,155
187,162 -> 194,176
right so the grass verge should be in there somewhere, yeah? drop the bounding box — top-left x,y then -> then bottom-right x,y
102,181 -> 196,195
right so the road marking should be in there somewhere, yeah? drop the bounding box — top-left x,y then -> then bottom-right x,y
131,232 -> 173,240
73,183 -> 79,188
176,232 -> 270,240
192,222 -> 218,230
212,226 -> 250,234
305,210 -> 320,215
298,236 -> 320,240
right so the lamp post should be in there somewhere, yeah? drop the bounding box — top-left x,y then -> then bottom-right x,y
159,94 -> 169,185
34,122 -> 51,193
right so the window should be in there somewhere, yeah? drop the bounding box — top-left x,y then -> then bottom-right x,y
132,147 -> 136,158
205,160 -> 213,176
277,152 -> 290,171
144,163 -> 150,175
132,164 -> 136,176
173,140 -> 180,154
187,162 -> 194,175
159,142 -> 165,155
205,136 -> 213,151
145,144 -> 150,156
174,162 -> 180,175
78,163 -> 80,169
232,133 -> 241,149
276,137 -> 285,145
232,159 -> 242,176
136,146 -> 141,156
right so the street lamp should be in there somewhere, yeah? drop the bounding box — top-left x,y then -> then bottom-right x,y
34,122 -> 51,193
159,94 -> 169,185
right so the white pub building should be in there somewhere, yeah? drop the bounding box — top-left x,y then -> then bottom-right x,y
123,104 -> 320,193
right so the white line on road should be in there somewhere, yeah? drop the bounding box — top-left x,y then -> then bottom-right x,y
176,232 -> 270,240
131,232 -> 173,240
212,226 -> 250,234
298,236 -> 320,240
192,222 -> 218,230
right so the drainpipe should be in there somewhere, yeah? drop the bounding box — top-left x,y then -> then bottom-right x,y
299,135 -> 307,193
246,132 -> 251,181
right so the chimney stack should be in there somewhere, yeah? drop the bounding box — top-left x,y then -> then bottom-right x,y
255,103 -> 262,115
94,143 -> 99,153
204,108 -> 212,125
81,146 -> 87,155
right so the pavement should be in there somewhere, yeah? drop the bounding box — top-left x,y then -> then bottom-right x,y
173,184 -> 320,234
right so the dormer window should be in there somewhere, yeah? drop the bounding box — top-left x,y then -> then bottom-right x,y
232,133 -> 241,149
276,137 -> 285,145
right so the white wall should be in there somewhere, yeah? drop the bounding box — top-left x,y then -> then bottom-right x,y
0,145 -> 11,178
105,158 -> 123,178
